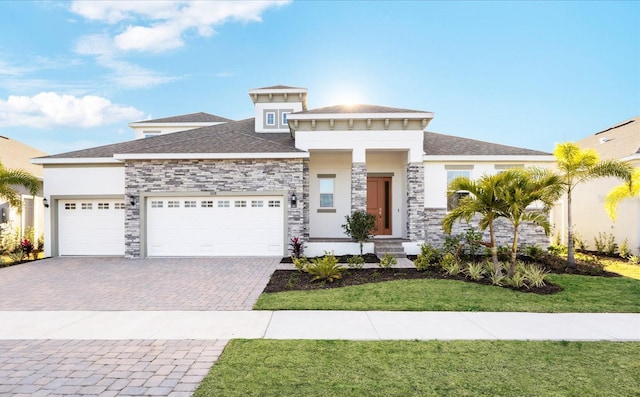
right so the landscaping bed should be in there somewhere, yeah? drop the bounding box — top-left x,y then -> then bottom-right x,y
280,253 -> 380,264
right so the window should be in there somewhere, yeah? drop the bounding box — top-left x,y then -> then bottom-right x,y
184,201 -> 196,208
266,112 -> 276,126
251,200 -> 264,208
281,111 -> 290,125
64,203 -> 76,210
319,178 -> 334,208
268,200 -> 281,208
446,170 -> 471,211
217,200 -> 230,208
143,130 -> 161,138
81,203 -> 92,210
151,201 -> 163,208
114,203 -> 126,210
168,200 -> 180,208
201,200 -> 214,208
98,203 -> 109,210
235,200 -> 247,208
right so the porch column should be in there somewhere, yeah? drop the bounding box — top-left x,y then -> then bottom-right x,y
406,161 -> 425,240
351,149 -> 367,212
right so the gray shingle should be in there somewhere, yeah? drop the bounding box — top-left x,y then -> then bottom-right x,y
424,131 -> 550,156
252,85 -> 306,90
132,112 -> 232,124
296,104 -> 429,115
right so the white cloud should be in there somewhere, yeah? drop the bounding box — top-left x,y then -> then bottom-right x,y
0,92 -> 143,129
71,0 -> 290,53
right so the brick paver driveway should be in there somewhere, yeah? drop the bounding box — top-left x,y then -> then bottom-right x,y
0,256 -> 281,396
0,256 -> 281,311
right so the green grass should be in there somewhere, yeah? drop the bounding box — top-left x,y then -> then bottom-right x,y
194,340 -> 640,397
604,260 -> 640,279
254,274 -> 640,312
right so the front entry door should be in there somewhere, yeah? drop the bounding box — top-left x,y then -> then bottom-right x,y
367,177 -> 392,235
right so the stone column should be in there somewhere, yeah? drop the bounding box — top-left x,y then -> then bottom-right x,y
351,163 -> 367,212
406,162 -> 425,241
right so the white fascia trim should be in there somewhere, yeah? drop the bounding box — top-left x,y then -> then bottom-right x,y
423,155 -> 555,162
288,112 -> 434,121
31,157 -> 122,165
249,88 -> 308,95
621,154 -> 640,162
128,122 -> 221,128
113,152 -> 310,160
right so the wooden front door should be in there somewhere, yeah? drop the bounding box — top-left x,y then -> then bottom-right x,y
367,177 -> 392,235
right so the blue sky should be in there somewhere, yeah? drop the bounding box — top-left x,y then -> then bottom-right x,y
0,0 -> 638,155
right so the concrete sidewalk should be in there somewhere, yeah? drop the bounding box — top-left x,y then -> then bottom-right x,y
1,311 -> 638,341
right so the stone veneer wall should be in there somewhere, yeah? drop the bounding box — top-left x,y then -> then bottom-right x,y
406,163 -> 425,240
124,158 -> 307,258
351,162 -> 367,212
424,208 -> 551,248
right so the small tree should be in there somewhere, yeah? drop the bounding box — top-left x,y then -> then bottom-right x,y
342,210 -> 376,255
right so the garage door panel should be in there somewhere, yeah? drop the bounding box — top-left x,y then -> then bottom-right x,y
58,199 -> 125,256
147,196 -> 284,257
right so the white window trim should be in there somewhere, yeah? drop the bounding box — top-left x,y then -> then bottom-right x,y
265,112 -> 276,126
281,111 -> 290,125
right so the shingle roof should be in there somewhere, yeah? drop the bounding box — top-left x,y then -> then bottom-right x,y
253,85 -> 306,90
423,131 -> 550,156
42,118 -> 301,159
297,104 -> 429,115
0,136 -> 47,176
577,115 -> 640,160
132,112 -> 232,124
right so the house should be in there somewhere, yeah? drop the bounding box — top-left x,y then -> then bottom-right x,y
0,136 -> 46,243
562,116 -> 640,254
32,85 -> 555,258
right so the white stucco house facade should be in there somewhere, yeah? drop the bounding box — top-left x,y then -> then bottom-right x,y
33,85 -> 554,258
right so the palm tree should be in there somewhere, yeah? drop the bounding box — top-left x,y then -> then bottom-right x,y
442,173 -> 508,276
0,162 -> 39,211
498,168 -> 563,277
605,167 -> 640,221
554,142 -> 632,266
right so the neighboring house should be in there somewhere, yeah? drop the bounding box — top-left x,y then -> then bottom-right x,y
0,136 -> 46,242
129,112 -> 232,139
33,85 -> 554,258
559,116 -> 640,254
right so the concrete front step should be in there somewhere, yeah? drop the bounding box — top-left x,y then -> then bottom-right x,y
374,241 -> 407,258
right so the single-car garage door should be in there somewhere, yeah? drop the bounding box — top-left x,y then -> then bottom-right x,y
58,199 -> 126,255
146,196 -> 284,256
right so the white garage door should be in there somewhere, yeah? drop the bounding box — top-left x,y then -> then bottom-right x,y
146,196 -> 284,257
58,199 -> 126,256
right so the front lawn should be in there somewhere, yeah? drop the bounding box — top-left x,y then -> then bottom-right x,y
254,273 -> 640,312
194,340 -> 640,397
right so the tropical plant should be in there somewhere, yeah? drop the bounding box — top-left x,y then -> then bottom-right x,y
341,210 -> 377,255
594,232 -> 616,255
522,265 -> 549,288
463,228 -> 483,257
465,262 -> 486,281
553,142 -> 632,266
378,253 -> 397,269
497,168 -> 563,277
0,162 -> 39,211
289,236 -> 306,258
20,238 -> 34,260
442,173 -> 509,276
619,239 -> 631,259
443,233 -> 464,259
440,253 -> 462,276
291,256 -> 308,272
414,243 -> 441,271
305,252 -> 344,283
605,168 -> 640,222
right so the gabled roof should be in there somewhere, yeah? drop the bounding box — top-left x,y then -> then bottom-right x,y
423,131 -> 550,156
253,85 -> 306,90
131,112 -> 232,124
297,104 -> 428,115
0,136 -> 46,177
39,119 -> 301,160
577,115 -> 640,160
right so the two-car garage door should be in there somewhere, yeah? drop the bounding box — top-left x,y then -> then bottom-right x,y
57,195 -> 284,256
146,196 -> 284,256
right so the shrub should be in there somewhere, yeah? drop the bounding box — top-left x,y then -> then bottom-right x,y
465,262 -> 486,281
547,244 -> 567,256
441,253 -> 462,276
443,234 -> 464,259
496,245 -> 511,262
489,271 -> 505,286
341,210 -> 377,255
20,238 -> 34,260
378,254 -> 397,269
594,232 -> 617,255
347,255 -> 365,269
508,271 -> 527,288
414,244 -> 442,271
7,251 -> 23,264
573,232 -> 588,252
292,256 -> 308,272
463,228 -> 483,257
619,239 -> 631,258
289,237 -> 306,259
522,245 -> 545,261
628,255 -> 640,265
306,252 -> 344,283
523,265 -> 549,288
414,255 -> 431,271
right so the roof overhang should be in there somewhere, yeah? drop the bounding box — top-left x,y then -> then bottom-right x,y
288,112 -> 434,121
423,155 -> 555,162
621,153 -> 640,163
31,157 -> 122,165
128,122 -> 222,128
113,152 -> 310,160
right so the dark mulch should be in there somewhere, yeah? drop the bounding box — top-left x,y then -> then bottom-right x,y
263,267 -> 563,295
280,253 -> 380,264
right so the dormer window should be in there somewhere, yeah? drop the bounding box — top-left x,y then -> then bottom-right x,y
266,112 -> 276,126
143,130 -> 161,138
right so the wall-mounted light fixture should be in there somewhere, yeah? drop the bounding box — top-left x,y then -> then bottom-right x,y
290,192 -> 297,208
43,198 -> 49,208
129,195 -> 136,206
